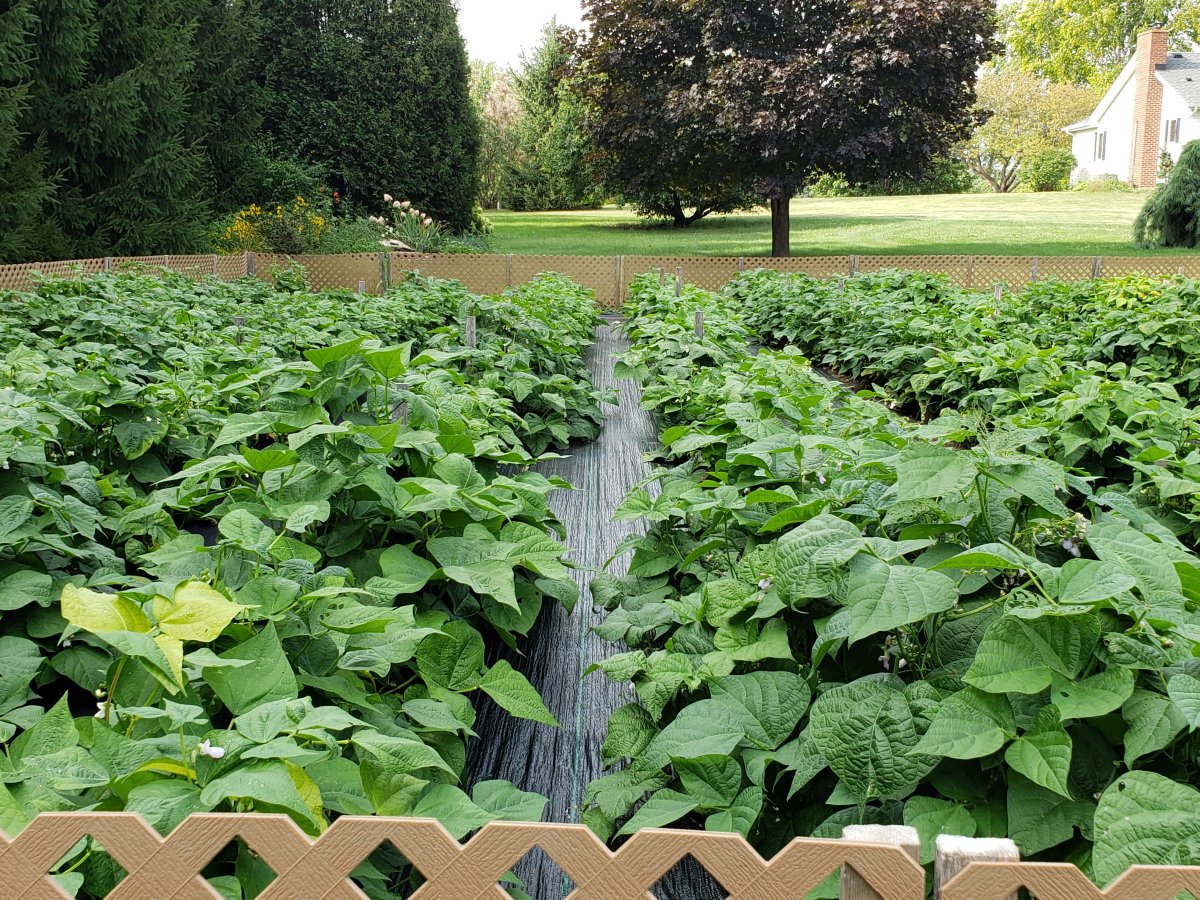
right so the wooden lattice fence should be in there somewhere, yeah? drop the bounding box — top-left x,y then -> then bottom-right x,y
3,814 -> 1200,899
3,252 -> 1200,308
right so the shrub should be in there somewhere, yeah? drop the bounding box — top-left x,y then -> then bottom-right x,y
1135,139 -> 1200,247
1022,148 -> 1076,191
214,196 -> 331,254
807,157 -> 974,197
1072,174 -> 1133,193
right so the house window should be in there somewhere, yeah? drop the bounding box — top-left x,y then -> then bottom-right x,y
1095,132 -> 1107,161
1167,118 -> 1182,143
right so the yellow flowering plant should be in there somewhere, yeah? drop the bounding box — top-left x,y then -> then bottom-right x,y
216,196 -> 329,254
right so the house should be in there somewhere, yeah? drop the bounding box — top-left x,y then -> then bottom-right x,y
1066,28 -> 1200,187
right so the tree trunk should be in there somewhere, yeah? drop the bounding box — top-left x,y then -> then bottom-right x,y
771,196 -> 792,258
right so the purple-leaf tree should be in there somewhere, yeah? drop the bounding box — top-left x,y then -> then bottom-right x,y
576,0 -> 999,256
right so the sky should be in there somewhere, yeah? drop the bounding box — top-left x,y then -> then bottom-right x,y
457,0 -> 586,69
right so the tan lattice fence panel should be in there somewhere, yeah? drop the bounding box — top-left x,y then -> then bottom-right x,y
771,256 -> 854,278
394,254 -> 509,297
4,814 -> 1200,899
1101,256 -> 1197,279
626,257 -> 743,296
510,255 -> 622,306
1035,256 -> 1098,283
0,263 -> 43,293
279,253 -> 386,293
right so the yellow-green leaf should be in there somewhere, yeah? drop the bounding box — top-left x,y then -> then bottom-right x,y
61,585 -> 152,635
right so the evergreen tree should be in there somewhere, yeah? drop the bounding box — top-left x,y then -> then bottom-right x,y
0,0 -> 55,263
188,0 -> 268,216
260,0 -> 481,232
22,0 -> 209,257
503,23 -> 601,211
1135,140 -> 1200,248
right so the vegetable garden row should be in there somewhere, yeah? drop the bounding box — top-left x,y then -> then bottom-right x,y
588,271 -> 1200,893
0,270 -> 608,898
4,264 -> 1200,897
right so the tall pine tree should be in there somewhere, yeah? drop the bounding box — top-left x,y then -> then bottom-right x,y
260,0 -> 481,231
0,0 -> 55,263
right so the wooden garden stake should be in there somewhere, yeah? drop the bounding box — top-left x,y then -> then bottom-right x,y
358,280 -> 367,295
841,825 -> 920,900
233,316 -> 245,346
694,310 -> 705,340
465,315 -> 477,349
659,268 -> 665,288
391,383 -> 412,425
675,267 -> 683,297
994,283 -> 1004,303
934,836 -> 1019,900
838,277 -> 846,293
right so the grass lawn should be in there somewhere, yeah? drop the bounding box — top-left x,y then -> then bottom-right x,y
487,192 -> 1187,258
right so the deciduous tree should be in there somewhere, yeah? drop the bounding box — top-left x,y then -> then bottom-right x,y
1005,0 -> 1200,89
960,67 -> 1099,193
576,0 -> 998,257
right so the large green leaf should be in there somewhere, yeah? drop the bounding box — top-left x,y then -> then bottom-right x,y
674,755 -> 742,810
1122,690 -> 1186,765
203,624 -> 298,715
1051,668 -> 1135,720
152,581 -> 243,643
913,687 -> 1015,759
845,556 -> 957,643
895,442 -> 976,502
416,621 -> 485,692
1094,771 -> 1200,885
964,614 -> 1097,694
634,700 -> 745,775
472,780 -> 548,823
377,544 -> 437,595
480,661 -> 557,726
1004,708 -> 1073,798
775,514 -> 863,600
200,759 -> 324,835
708,671 -> 810,751
1007,774 -> 1094,856
903,796 -> 976,864
1168,673 -> 1200,730
809,679 -> 937,802
61,585 -> 151,635
1087,521 -> 1183,603
0,570 -> 52,612
410,784 -> 496,839
617,789 -> 699,836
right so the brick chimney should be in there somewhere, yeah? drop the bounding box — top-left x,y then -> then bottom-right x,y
1130,28 -> 1170,188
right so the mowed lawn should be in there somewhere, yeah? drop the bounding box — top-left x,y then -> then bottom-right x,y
487,192 -> 1184,257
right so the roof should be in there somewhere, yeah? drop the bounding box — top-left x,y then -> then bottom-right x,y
1156,52 -> 1200,110
1065,57 -> 1136,134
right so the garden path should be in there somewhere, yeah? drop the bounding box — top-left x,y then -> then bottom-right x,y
467,323 -> 724,899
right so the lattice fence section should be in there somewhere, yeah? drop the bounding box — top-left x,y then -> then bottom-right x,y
2,814 -> 1200,900
509,256 -> 621,306
1034,256 -> 1099,283
768,256 -> 854,278
11,253 -> 1200,300
1101,256 -> 1199,279
394,254 -> 509,296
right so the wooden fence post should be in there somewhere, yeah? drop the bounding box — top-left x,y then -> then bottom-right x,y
1092,256 -> 1103,278
850,255 -> 859,276
104,257 -> 113,273
380,252 -> 391,291
615,256 -> 624,307
841,825 -> 920,900
659,268 -> 666,289
211,255 -> 219,277
675,267 -> 684,298
1030,256 -> 1039,283
934,836 -> 1019,900
738,256 -> 747,273
246,252 -> 256,278
506,254 -> 514,288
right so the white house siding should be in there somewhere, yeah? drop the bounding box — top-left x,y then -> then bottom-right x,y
1158,84 -> 1200,163
1072,73 -> 1137,181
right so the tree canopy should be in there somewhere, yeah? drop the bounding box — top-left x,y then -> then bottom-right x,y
1004,0 -> 1200,89
960,67 -> 1099,193
576,0 -> 999,256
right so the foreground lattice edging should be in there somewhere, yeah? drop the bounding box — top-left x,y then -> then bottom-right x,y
3,252 -> 1200,309
3,815 -> 1200,900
